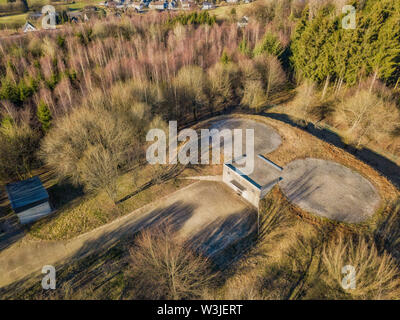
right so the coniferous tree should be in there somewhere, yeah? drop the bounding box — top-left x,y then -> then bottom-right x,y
37,100 -> 52,132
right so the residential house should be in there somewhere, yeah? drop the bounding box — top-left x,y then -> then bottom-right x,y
181,0 -> 195,10
149,1 -> 167,10
130,1 -> 145,11
201,1 -> 215,10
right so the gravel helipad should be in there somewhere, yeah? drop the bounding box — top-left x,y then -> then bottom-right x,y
209,118 -> 282,155
279,158 -> 381,223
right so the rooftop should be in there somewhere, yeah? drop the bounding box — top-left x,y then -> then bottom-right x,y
5,176 -> 49,213
225,154 -> 282,190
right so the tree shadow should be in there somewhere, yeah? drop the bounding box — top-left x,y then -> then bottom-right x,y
47,180 -> 85,209
0,187 -> 24,252
188,207 -> 257,270
116,164 -> 185,204
280,168 -> 322,205
262,112 -> 400,189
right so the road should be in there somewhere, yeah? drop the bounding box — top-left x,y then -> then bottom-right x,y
0,181 -> 255,288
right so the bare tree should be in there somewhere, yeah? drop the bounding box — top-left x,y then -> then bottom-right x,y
129,224 -> 215,299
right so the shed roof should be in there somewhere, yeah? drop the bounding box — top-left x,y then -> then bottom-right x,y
5,176 -> 49,213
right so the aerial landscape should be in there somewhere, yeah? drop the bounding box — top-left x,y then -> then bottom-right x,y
0,0 -> 400,308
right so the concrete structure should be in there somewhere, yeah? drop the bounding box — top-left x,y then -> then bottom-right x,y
5,176 -> 52,225
223,155 -> 283,208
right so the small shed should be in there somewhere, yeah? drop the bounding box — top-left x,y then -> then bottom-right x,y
5,176 -> 52,225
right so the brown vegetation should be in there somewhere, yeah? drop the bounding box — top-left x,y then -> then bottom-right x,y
128,224 -> 215,299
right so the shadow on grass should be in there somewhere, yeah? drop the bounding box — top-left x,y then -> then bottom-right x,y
189,208 -> 257,270
47,180 -> 85,209
0,187 -> 24,252
116,164 -> 185,204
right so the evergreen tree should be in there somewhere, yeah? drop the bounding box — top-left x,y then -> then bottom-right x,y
37,100 -> 52,132
220,50 -> 231,65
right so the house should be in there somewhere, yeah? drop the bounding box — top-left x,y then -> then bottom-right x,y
22,21 -> 37,33
201,1 -> 215,10
131,1 -> 145,10
168,0 -> 177,9
5,176 -> 53,225
237,15 -> 249,28
27,12 -> 42,20
149,1 -> 167,10
180,0 -> 195,10
67,11 -> 82,22
223,155 -> 283,208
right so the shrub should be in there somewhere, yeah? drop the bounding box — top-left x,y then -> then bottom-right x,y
333,89 -> 400,149
241,80 -> 268,112
40,87 -> 156,201
173,65 -> 209,120
128,224 -> 215,299
322,232 -> 400,299
0,119 -> 40,181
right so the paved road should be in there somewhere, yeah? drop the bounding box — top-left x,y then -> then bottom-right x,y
0,181 -> 255,288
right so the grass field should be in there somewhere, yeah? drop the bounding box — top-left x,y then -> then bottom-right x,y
210,2 -> 255,20
0,12 -> 28,27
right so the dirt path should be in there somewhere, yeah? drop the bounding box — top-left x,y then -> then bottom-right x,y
0,181 -> 254,288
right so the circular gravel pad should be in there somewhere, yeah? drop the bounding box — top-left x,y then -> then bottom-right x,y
210,118 -> 282,154
279,158 -> 381,223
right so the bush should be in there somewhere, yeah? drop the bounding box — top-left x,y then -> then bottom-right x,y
0,119 -> 40,182
208,62 -> 240,110
173,65 -> 209,120
128,224 -> 215,299
322,232 -> 400,299
40,86 -> 157,201
333,89 -> 400,149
